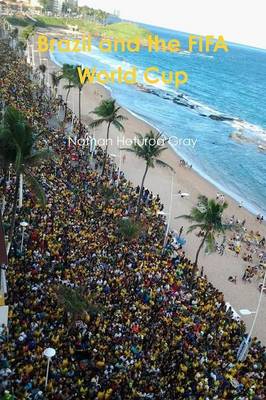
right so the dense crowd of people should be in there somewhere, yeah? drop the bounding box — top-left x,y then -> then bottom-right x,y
224,215 -> 266,284
0,33 -> 265,400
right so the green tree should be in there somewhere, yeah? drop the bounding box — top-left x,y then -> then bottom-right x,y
38,63 -> 47,90
100,185 -> 118,205
39,0 -> 52,12
0,107 -> 53,252
118,218 -> 142,241
59,64 -> 76,118
79,6 -> 94,18
122,131 -> 173,217
68,66 -> 84,128
10,27 -> 18,49
21,24 -> 36,44
63,1 -> 78,13
78,6 -> 109,22
63,65 -> 92,130
0,107 -> 11,216
59,65 -> 84,128
95,9 -> 109,24
57,285 -> 100,325
50,71 -> 61,98
177,195 -> 233,276
17,40 -> 27,57
90,99 -> 127,176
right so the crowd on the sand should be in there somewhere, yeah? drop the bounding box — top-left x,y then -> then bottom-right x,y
0,37 -> 266,400
214,193 -> 266,285
225,219 -> 265,285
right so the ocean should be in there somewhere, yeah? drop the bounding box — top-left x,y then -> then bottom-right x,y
50,23 -> 266,216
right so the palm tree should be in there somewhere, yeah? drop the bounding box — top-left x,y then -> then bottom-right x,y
118,218 -> 142,241
100,185 -> 118,206
70,68 -> 83,128
50,71 -> 61,98
17,40 -> 27,58
21,24 -> 36,61
90,99 -> 127,176
57,285 -> 100,326
0,130 -> 11,216
0,107 -> 53,253
59,64 -> 76,117
10,27 -> 18,49
38,63 -> 47,89
177,195 -> 233,276
64,65 -> 86,131
21,24 -> 36,44
0,211 -> 8,294
122,131 -> 173,217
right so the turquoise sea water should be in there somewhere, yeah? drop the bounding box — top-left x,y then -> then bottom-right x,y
50,24 -> 266,216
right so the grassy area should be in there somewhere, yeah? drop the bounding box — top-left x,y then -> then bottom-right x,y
7,16 -> 150,41
6,16 -> 33,27
36,16 -> 102,35
36,17 -> 150,40
100,22 -> 150,40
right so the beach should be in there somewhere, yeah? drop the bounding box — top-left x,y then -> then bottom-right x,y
33,29 -> 266,344
2,18 -> 266,397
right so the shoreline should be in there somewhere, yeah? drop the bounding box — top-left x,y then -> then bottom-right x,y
49,41 -> 265,218
32,29 -> 266,344
120,105 -> 265,218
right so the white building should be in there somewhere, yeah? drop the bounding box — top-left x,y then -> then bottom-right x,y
51,0 -> 63,14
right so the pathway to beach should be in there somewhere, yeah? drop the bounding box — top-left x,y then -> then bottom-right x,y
32,28 -> 266,344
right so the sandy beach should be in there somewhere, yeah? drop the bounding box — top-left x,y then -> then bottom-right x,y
33,29 -> 266,344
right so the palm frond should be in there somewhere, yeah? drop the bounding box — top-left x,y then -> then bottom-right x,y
112,120 -> 125,132
90,118 -> 106,129
63,83 -> 75,90
39,64 -> 47,74
175,214 -> 191,220
187,223 -> 205,233
119,147 -> 136,153
90,99 -> 126,133
25,149 -> 54,166
57,285 -> 101,319
179,195 -> 233,268
116,114 -> 127,122
120,130 -> 169,171
118,218 -> 142,241
155,159 -> 174,171
50,71 -> 61,87
24,172 -> 46,206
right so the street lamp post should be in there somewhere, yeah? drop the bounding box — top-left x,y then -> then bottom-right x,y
26,42 -> 30,64
90,133 -> 96,158
19,174 -> 23,209
43,347 -> 56,389
117,147 -> 122,185
237,271 -> 266,361
109,153 -> 121,184
31,45 -> 35,69
71,97 -> 75,131
162,172 -> 178,251
20,221 -> 29,254
41,58 -> 51,96
117,131 -> 125,185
